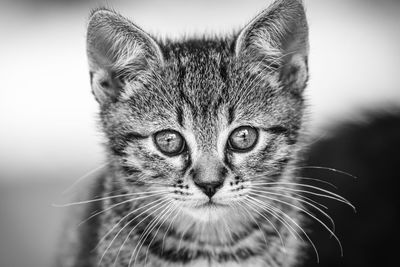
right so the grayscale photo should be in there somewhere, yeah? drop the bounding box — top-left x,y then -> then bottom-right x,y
0,0 -> 399,266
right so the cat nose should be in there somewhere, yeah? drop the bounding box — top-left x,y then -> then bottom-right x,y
190,154 -> 228,198
191,165 -> 227,198
193,180 -> 224,198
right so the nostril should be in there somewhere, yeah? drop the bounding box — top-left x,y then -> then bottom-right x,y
219,166 -> 228,178
190,168 -> 198,180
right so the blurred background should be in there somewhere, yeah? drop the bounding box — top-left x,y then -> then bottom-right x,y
0,0 -> 399,266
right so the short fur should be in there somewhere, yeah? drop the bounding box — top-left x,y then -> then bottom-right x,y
63,1 -> 311,266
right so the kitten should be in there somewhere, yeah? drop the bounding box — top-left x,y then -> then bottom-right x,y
66,0 -> 313,266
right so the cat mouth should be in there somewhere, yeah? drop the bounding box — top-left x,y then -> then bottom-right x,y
198,199 -> 228,208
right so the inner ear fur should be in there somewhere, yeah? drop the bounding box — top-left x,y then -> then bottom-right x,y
235,0 -> 309,93
86,8 -> 164,105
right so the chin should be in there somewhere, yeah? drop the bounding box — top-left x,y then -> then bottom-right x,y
184,199 -> 234,222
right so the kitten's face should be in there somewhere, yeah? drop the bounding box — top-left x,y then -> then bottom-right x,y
87,1 -> 308,224
102,45 -> 303,221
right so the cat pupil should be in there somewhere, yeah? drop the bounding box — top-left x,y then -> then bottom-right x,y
238,129 -> 248,140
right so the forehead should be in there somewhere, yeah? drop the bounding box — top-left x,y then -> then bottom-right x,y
119,39 -> 300,135
126,41 -> 231,122
164,41 -> 230,127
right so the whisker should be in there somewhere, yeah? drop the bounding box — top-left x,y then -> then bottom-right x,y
128,209 -> 164,267
253,188 -> 329,210
270,186 -> 354,210
125,181 -> 172,186
62,161 -> 111,195
241,199 -> 287,252
232,200 -> 269,249
281,190 -> 328,210
113,202 -> 171,266
293,166 -> 358,180
130,202 -> 174,267
97,198 -> 169,266
297,177 -> 338,189
161,206 -> 183,254
250,182 -> 355,210
253,198 -> 320,263
112,200 -> 172,267
143,204 -> 180,266
248,191 -> 344,256
245,196 -> 301,242
77,192 -> 169,227
249,188 -> 335,231
307,131 -> 328,146
177,219 -> 192,252
53,190 -> 170,207
220,207 -> 238,262
95,197 -> 167,252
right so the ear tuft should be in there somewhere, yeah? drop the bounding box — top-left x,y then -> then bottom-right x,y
87,8 -> 164,105
235,0 -> 309,93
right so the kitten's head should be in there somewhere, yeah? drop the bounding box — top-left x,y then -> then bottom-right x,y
87,0 -> 308,223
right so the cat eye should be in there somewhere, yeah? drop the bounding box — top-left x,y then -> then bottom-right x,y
154,130 -> 186,156
228,126 -> 258,152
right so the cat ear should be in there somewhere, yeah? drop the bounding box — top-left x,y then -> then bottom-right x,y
87,8 -> 164,105
235,0 -> 309,93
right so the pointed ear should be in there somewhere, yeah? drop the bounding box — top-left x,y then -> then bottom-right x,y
235,0 -> 309,93
87,8 -> 164,105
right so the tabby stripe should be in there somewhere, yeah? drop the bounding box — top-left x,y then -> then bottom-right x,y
89,71 -> 94,86
219,62 -> 228,82
123,132 -> 148,140
177,63 -> 186,89
176,106 -> 184,127
121,165 -> 141,176
228,105 -> 235,124
139,238 -> 266,264
109,145 -> 126,157
276,157 -> 291,165
129,213 -> 261,247
263,126 -> 289,135
181,151 -> 192,176
108,132 -> 147,156
178,88 -> 197,116
142,238 -> 267,263
118,211 -> 279,263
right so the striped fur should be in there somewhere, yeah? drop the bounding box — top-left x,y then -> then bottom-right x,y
72,0 -> 310,266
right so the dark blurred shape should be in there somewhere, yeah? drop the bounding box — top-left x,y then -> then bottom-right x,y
301,109 -> 400,267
